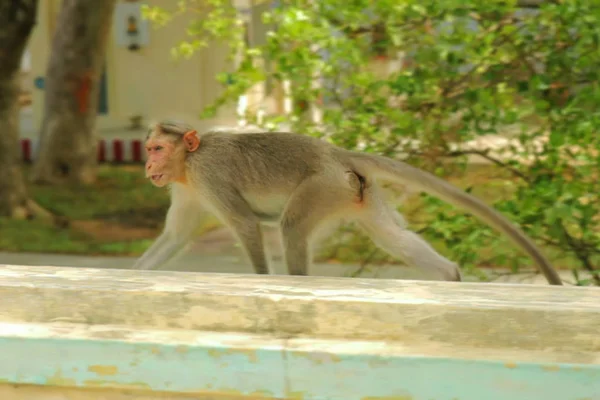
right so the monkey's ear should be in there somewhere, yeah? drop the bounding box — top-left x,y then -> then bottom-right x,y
183,130 -> 200,152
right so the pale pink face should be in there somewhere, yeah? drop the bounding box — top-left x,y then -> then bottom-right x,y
144,136 -> 183,187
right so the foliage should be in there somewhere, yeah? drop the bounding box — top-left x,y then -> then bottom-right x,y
143,0 -> 600,285
0,166 -> 168,255
0,165 -> 228,256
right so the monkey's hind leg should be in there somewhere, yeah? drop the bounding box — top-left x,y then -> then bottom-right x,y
358,185 -> 462,282
280,173 -> 361,276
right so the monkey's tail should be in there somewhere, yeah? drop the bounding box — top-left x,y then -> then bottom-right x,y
349,152 -> 563,286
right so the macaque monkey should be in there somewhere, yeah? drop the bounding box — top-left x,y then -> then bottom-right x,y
132,120 -> 563,286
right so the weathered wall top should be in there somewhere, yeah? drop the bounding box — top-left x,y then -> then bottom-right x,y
0,264 -> 599,399
0,264 -> 599,362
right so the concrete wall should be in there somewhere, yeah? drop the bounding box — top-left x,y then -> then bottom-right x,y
0,264 -> 598,399
25,0 -> 237,136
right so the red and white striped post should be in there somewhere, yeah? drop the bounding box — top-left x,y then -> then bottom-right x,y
20,139 -> 146,163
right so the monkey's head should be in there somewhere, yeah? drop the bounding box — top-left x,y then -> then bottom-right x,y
144,121 -> 200,187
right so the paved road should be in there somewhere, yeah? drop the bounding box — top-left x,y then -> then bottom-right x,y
0,237 -> 578,286
0,248 -> 432,280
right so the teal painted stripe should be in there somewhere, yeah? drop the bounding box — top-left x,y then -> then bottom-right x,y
0,335 -> 598,399
287,350 -> 600,400
0,336 -> 286,397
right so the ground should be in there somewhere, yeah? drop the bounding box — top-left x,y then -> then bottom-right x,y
0,163 -> 580,271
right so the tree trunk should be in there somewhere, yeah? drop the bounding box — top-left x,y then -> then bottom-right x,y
0,0 -> 43,218
31,0 -> 117,185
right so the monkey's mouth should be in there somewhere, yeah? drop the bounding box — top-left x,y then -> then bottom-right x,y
150,174 -> 164,182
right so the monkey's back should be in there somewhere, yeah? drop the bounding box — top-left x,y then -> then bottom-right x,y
186,131 -> 339,220
189,130 -> 336,191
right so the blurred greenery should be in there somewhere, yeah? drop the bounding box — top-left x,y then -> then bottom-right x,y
142,0 -> 600,285
0,162 -> 584,284
0,166 -> 168,255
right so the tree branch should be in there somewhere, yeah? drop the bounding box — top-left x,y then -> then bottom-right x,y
446,149 -> 531,182
558,221 -> 600,286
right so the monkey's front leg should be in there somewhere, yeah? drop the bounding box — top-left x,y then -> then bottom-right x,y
204,186 -> 270,274
226,218 -> 270,274
132,193 -> 203,271
131,232 -> 173,270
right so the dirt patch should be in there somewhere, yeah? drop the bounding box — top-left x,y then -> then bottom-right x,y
71,220 -> 158,242
94,206 -> 167,229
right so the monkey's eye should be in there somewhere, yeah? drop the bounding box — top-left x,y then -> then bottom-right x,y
154,146 -> 163,151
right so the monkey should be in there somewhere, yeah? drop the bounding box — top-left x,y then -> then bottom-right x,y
132,120 -> 563,286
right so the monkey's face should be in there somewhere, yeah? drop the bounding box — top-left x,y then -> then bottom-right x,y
144,136 -> 185,187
